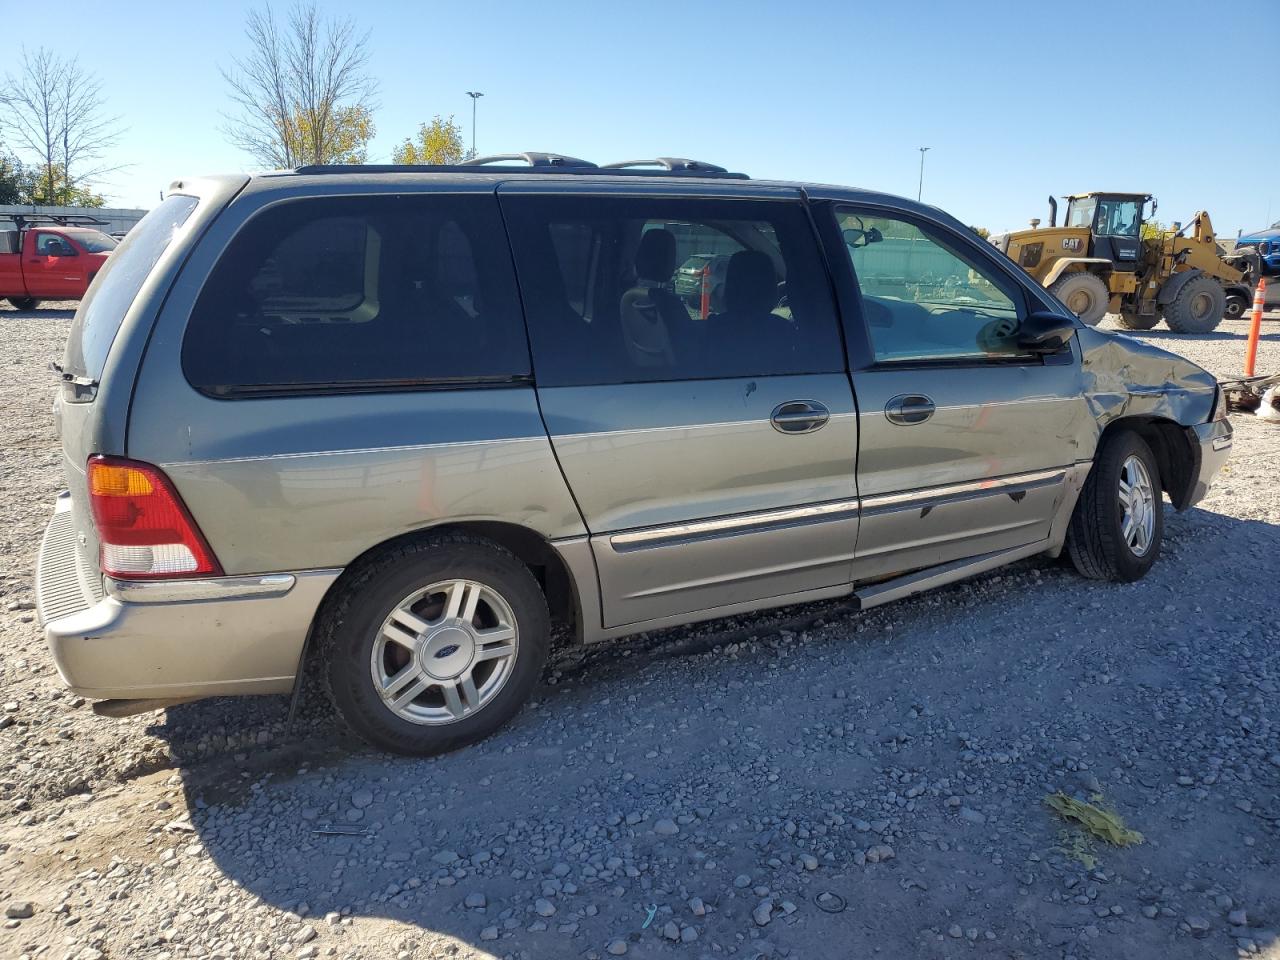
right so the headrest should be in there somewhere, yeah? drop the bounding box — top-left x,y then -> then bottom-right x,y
635,229 -> 677,284
724,250 -> 777,315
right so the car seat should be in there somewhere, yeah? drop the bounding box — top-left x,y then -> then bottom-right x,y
619,229 -> 687,370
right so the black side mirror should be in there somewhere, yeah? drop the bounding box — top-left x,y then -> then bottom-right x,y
1017,311 -> 1076,354
842,227 -> 883,249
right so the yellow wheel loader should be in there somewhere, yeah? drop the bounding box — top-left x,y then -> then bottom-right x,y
990,193 -> 1256,333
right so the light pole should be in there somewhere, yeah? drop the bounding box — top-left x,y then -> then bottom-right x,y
466,91 -> 484,156
917,146 -> 930,202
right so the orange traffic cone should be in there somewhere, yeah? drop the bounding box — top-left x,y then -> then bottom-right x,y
1245,277 -> 1267,377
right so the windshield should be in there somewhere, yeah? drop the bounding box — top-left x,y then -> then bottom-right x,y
63,228 -> 118,253
1095,198 -> 1141,237
1066,198 -> 1097,229
64,195 -> 198,381
1065,197 -> 1141,237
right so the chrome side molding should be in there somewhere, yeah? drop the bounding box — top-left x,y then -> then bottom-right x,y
860,468 -> 1066,515
610,499 -> 861,553
608,467 -> 1068,554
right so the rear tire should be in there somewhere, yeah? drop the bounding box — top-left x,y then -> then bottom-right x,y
1049,272 -> 1109,326
319,534 -> 550,756
1162,275 -> 1225,333
1066,430 -> 1163,583
1115,310 -> 1159,331
7,297 -> 40,311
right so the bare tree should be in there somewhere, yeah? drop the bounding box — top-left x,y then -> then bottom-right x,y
222,2 -> 378,168
57,58 -> 122,201
0,47 -> 121,205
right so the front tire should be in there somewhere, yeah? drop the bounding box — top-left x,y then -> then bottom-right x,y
7,297 -> 40,311
320,535 -> 550,756
1162,275 -> 1225,333
1224,291 -> 1249,321
1049,272 -> 1109,326
1066,430 -> 1163,582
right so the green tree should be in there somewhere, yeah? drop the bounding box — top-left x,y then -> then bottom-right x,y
1140,220 -> 1171,242
18,161 -> 106,207
0,150 -> 22,204
283,103 -> 375,165
393,115 -> 471,165
969,225 -> 991,240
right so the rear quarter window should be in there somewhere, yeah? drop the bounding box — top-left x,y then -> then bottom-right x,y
64,194 -> 198,380
182,194 -> 529,396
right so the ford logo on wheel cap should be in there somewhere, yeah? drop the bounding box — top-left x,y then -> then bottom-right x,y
434,644 -> 461,659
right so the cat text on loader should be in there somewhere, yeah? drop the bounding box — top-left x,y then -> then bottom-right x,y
989,193 -> 1254,332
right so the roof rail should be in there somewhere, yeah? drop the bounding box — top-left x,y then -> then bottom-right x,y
289,154 -> 748,179
292,164 -> 469,175
602,157 -> 728,174
462,152 -> 597,169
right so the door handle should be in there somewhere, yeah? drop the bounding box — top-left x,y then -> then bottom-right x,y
771,400 -> 830,434
885,394 -> 935,425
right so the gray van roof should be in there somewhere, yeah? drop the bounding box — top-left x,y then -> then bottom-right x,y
167,159 -> 967,246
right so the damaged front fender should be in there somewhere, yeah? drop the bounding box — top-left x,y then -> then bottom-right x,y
1076,327 -> 1217,429
1075,326 -> 1222,510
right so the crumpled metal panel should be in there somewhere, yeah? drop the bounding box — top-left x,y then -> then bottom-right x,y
1076,327 -> 1216,428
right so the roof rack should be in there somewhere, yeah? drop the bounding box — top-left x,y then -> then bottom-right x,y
291,152 -> 748,179
462,151 -> 597,169
602,157 -> 728,174
0,213 -> 109,230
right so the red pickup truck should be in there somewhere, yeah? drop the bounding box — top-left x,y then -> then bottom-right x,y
1,219 -> 117,309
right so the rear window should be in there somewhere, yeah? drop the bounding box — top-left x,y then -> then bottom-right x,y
64,195 -> 198,380
182,194 -> 529,396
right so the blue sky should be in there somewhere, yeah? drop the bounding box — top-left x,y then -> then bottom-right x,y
7,0 -> 1278,236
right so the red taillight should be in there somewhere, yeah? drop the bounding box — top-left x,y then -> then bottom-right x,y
87,456 -> 222,580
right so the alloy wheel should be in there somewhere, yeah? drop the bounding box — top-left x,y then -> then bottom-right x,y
370,579 -> 519,725
1118,455 -> 1156,557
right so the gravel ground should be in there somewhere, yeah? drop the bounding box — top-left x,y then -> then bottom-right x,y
1,301 -> 1278,960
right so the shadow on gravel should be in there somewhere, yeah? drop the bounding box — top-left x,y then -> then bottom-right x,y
145,505 -> 1279,959
0,305 -> 76,321
0,308 -> 76,321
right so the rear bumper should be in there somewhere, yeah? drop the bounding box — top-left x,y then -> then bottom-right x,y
1183,418 -> 1232,508
36,494 -> 340,700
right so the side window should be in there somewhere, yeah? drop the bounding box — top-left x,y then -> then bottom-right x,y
36,232 -> 74,256
183,195 -> 529,396
503,195 -> 844,386
835,207 -> 1026,363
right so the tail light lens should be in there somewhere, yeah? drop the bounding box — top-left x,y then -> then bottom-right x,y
87,456 -> 222,579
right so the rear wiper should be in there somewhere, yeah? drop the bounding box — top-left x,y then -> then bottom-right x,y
49,361 -> 98,389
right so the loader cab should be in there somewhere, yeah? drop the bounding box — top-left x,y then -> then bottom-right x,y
1064,193 -> 1150,271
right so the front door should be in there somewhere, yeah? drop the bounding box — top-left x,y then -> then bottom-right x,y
28,232 -> 86,298
821,203 -> 1093,580
501,187 -> 860,628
